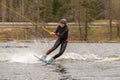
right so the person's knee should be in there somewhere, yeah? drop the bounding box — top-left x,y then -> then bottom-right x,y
52,46 -> 57,50
59,51 -> 64,56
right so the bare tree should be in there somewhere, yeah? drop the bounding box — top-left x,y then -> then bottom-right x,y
1,0 -> 6,22
84,8 -> 89,41
8,0 -> 13,21
108,0 -> 113,40
21,0 -> 25,20
74,0 -> 83,40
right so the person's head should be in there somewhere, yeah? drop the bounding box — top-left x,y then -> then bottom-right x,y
59,19 -> 67,28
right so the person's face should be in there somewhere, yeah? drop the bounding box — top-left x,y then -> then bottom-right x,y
60,23 -> 65,28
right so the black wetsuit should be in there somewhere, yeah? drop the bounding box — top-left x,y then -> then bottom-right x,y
46,25 -> 68,59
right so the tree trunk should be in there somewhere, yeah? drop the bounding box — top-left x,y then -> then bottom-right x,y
108,0 -> 113,40
21,0 -> 25,18
78,16 -> 82,40
43,0 -> 47,22
117,26 -> 120,37
78,1 -> 82,40
117,20 -> 120,37
84,9 -> 88,41
105,0 -> 108,19
8,0 -> 13,22
2,0 -> 7,22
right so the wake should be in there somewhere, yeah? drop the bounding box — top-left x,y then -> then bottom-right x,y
0,52 -> 120,63
0,42 -> 120,63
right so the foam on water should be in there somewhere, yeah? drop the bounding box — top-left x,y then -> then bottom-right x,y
2,52 -> 101,63
0,52 -> 119,63
0,41 -> 120,63
10,53 -> 39,63
61,52 -> 101,60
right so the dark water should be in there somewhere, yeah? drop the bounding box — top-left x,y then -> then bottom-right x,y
0,42 -> 120,80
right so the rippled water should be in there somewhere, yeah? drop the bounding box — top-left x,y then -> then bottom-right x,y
0,41 -> 120,80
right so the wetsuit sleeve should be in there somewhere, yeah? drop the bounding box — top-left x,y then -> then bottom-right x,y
54,26 -> 60,36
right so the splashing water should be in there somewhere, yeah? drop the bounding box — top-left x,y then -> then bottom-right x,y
0,41 -> 120,63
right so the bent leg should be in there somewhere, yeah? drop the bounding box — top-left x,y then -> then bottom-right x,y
53,41 -> 67,59
46,39 -> 61,55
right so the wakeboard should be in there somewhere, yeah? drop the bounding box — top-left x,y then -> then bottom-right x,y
34,55 -> 48,64
34,55 -> 56,65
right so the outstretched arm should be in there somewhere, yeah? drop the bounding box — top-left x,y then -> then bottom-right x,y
50,26 -> 59,37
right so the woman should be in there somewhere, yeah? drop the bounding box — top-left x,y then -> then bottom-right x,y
41,19 -> 69,64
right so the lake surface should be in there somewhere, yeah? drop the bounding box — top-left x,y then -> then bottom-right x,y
0,41 -> 120,80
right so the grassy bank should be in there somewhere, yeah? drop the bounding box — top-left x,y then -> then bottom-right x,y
0,26 -> 120,42
48,26 -> 120,43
